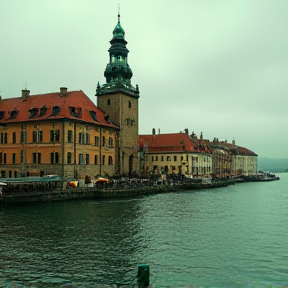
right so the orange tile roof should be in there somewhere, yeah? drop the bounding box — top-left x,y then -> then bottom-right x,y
139,133 -> 257,156
219,141 -> 258,156
0,90 -> 118,129
139,133 -> 201,153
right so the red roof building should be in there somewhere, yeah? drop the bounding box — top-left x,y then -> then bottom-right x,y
0,88 -> 118,180
139,131 -> 213,178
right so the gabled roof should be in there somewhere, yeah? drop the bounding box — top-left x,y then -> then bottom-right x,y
0,90 -> 118,129
139,133 -> 201,153
219,141 -> 258,156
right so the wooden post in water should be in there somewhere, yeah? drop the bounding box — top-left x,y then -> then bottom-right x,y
137,264 -> 150,288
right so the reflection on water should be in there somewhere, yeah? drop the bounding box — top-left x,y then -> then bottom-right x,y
0,199 -> 144,286
0,173 -> 288,287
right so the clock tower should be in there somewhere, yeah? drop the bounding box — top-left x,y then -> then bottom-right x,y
96,13 -> 140,176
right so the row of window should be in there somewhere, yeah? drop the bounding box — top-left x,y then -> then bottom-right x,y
107,98 -> 132,109
0,152 -> 114,165
149,155 -> 213,163
0,131 -> 114,146
151,165 -> 212,174
151,155 -> 190,162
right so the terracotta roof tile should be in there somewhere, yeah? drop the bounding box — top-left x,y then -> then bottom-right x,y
0,90 -> 118,129
139,133 -> 200,153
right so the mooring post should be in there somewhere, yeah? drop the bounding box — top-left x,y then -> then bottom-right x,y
137,264 -> 150,288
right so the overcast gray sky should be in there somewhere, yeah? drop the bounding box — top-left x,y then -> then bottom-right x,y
1,0 -> 287,158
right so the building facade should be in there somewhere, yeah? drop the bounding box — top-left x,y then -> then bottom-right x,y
139,130 -> 213,178
139,130 -> 257,178
0,89 -> 118,180
0,14 -> 140,180
0,13 -> 257,181
96,13 -> 140,177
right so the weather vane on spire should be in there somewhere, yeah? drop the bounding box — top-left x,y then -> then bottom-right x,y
118,2 -> 120,21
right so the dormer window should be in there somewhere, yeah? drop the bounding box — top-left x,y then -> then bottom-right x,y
8,110 -> 19,120
28,108 -> 38,118
39,105 -> 47,117
90,111 -> 98,122
51,106 -> 60,116
69,107 -> 81,118
0,111 -> 4,120
104,115 -> 110,123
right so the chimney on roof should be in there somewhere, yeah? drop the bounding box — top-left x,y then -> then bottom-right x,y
21,89 -> 30,101
190,131 -> 197,139
200,132 -> 203,140
184,128 -> 189,136
60,87 -> 68,97
232,139 -> 235,145
152,128 -> 155,135
158,128 -> 160,134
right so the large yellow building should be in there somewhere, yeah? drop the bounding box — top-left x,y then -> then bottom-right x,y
0,14 -> 140,181
139,130 -> 213,178
139,130 -> 258,178
0,89 -> 118,180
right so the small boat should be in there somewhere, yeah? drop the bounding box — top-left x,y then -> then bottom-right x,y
244,172 -> 280,182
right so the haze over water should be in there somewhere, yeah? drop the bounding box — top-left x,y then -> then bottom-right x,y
1,173 -> 287,288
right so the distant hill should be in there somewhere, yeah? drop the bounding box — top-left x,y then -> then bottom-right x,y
257,157 -> 288,172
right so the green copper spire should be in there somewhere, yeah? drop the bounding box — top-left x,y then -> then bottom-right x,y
112,13 -> 125,39
96,11 -> 139,98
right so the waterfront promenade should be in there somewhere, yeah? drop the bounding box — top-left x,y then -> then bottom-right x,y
0,178 -> 234,206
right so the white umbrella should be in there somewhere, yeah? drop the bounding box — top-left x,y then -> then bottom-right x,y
0,182 -> 7,185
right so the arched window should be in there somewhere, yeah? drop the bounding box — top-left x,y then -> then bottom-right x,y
128,101 -> 132,108
108,156 -> 113,165
108,137 -> 113,147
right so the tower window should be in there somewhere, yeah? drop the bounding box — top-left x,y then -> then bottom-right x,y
67,152 -> 72,164
128,101 -> 132,108
107,99 -> 111,105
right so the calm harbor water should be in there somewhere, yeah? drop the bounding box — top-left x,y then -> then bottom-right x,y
0,173 -> 287,288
